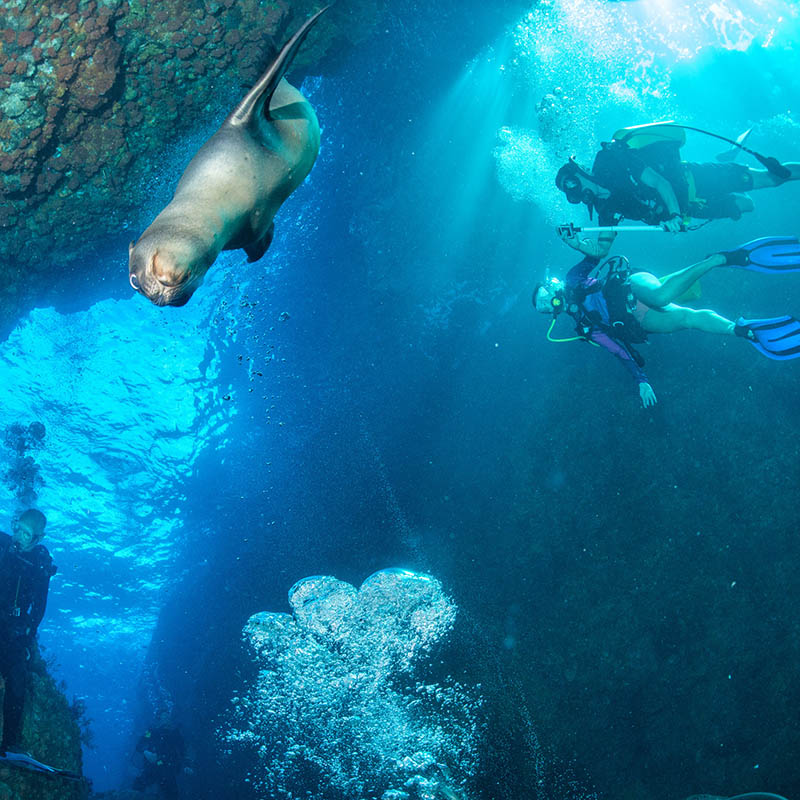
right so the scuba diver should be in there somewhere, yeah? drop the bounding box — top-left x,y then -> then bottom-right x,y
133,710 -> 186,799
555,122 -> 800,259
0,509 -> 56,757
533,236 -> 800,407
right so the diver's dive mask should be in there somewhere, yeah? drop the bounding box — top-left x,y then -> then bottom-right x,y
561,176 -> 582,205
12,518 -> 41,551
555,157 -> 595,205
532,277 -> 566,316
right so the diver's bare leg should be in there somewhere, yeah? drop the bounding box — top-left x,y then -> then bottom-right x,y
641,303 -> 734,336
630,254 -> 725,307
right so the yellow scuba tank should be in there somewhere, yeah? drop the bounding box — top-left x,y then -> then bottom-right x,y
613,121 -> 686,150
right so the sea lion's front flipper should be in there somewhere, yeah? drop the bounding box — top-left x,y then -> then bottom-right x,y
229,7 -> 329,127
244,221 -> 275,263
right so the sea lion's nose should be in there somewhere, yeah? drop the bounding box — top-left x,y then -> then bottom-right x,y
129,273 -> 141,292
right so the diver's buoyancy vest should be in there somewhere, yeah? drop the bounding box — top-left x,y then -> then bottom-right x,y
568,263 -> 648,364
0,533 -> 56,629
593,125 -> 688,223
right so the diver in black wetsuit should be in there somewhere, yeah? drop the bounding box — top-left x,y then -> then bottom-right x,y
0,508 -> 56,756
133,711 -> 186,800
555,124 -> 800,259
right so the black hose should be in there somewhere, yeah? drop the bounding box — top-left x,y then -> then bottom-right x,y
662,124 -> 791,182
620,123 -> 791,182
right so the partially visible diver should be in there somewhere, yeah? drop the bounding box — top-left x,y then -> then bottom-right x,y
133,710 -> 186,800
533,236 -> 800,407
555,122 -> 800,258
0,508 -> 56,756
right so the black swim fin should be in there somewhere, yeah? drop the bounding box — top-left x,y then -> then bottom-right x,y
229,7 -> 329,127
736,316 -> 800,360
720,236 -> 800,273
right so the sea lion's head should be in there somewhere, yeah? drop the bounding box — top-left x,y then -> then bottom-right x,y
128,234 -> 212,307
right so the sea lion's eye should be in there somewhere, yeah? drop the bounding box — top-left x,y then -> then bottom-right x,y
130,274 -> 141,291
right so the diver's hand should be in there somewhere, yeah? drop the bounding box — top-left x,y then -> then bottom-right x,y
639,382 -> 657,408
557,226 -> 585,252
143,750 -> 157,764
660,214 -> 683,233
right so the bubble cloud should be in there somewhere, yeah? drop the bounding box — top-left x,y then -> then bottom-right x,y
222,569 -> 482,799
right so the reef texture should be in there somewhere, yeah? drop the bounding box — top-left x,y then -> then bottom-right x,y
0,0 -> 379,315
0,645 -> 87,800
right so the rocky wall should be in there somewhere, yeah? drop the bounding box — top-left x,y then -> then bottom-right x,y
0,645 -> 88,800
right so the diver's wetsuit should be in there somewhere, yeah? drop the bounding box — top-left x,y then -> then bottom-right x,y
592,140 -> 679,226
0,532 -> 56,753
134,724 -> 185,799
565,256 -> 649,387
591,140 -> 753,225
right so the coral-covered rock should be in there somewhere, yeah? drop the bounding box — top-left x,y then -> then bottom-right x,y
72,38 -> 122,110
0,646 -> 87,800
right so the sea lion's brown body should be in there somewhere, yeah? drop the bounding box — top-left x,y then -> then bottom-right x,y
129,12 -> 324,306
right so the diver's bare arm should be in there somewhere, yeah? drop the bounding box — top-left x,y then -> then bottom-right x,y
558,227 -> 615,258
580,231 -> 615,258
640,166 -> 681,218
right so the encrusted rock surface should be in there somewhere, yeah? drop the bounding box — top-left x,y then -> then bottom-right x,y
0,0 -> 379,327
0,645 -> 88,800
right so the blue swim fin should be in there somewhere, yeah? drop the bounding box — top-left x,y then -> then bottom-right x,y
736,316 -> 800,360
0,751 -> 83,781
721,236 -> 800,272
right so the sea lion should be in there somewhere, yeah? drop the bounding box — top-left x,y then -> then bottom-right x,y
128,8 -> 327,307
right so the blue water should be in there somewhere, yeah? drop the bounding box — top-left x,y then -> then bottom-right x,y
2,0 -> 800,796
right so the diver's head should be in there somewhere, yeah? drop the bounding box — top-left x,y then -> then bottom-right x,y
13,508 -> 47,551
532,277 -> 566,315
555,157 -> 596,205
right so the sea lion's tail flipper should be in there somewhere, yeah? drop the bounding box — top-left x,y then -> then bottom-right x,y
229,6 -> 329,127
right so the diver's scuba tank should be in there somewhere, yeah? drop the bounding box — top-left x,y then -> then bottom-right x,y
614,120 -> 791,182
